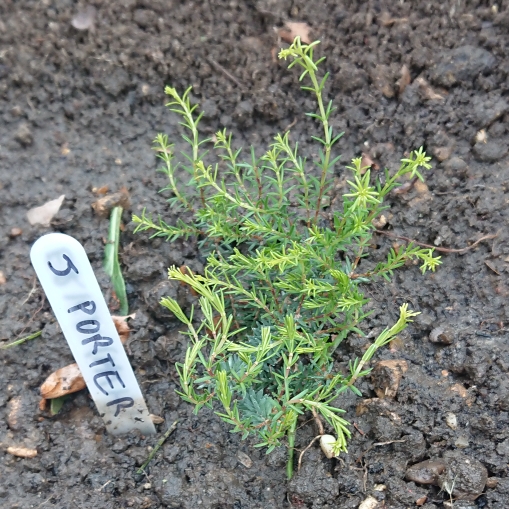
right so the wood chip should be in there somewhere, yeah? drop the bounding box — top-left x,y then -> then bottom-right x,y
7,446 -> 37,458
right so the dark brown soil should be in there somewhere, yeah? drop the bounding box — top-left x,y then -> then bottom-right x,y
1,1 -> 509,508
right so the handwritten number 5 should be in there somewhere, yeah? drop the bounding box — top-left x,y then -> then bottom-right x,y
48,254 -> 79,276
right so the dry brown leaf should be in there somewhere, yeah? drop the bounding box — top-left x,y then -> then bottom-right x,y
91,187 -> 130,217
112,313 -> 135,344
277,22 -> 312,45
149,414 -> 165,424
41,363 -> 86,399
40,314 -> 134,400
7,446 -> 38,458
360,153 -> 379,171
27,195 -> 65,226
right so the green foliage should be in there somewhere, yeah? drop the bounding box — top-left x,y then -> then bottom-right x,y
104,206 -> 128,315
133,38 -> 440,475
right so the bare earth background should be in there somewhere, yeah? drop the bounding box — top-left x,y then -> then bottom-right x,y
1,1 -> 509,508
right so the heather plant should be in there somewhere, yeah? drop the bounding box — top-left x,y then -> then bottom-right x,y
133,38 -> 441,478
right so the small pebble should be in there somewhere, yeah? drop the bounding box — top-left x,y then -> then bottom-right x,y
14,123 -> 33,146
143,483 -> 151,490
429,326 -> 455,345
406,459 -> 447,485
0,271 -> 6,285
445,412 -> 458,430
455,435 -> 469,448
358,496 -> 379,509
9,227 -> 22,237
486,477 -> 498,489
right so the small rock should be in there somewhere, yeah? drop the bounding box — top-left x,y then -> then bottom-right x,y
430,45 -> 497,88
233,100 -> 254,126
429,326 -> 455,345
473,141 -> 508,162
0,271 -> 5,285
486,477 -> 498,489
496,438 -> 509,456
319,435 -> 338,459
406,459 -> 447,485
9,227 -> 22,237
358,496 -> 380,509
438,451 -> 487,501
444,157 -> 468,174
133,9 -> 157,29
433,146 -> 453,162
71,5 -> 96,31
370,359 -> 408,399
455,435 -> 470,449
7,396 -> 23,430
370,64 -> 395,98
14,123 -> 33,146
445,412 -> 458,430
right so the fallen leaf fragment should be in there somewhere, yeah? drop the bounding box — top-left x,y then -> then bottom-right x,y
40,314 -> 134,400
91,187 -> 130,218
112,314 -> 135,344
150,414 -> 165,425
7,446 -> 37,458
361,152 -> 379,171
27,195 -> 65,227
41,363 -> 86,399
277,22 -> 311,44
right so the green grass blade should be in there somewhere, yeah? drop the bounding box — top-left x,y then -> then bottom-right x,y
104,206 -> 128,315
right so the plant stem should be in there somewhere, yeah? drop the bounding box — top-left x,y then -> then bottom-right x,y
286,414 -> 298,479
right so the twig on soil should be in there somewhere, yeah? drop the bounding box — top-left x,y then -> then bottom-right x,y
312,407 -> 325,435
355,439 -> 406,465
297,435 -> 321,472
284,117 -> 298,132
136,420 -> 178,475
375,230 -> 498,254
21,277 -> 38,306
206,57 -> 245,89
353,422 -> 366,436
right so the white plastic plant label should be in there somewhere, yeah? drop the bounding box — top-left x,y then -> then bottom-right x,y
31,233 -> 156,435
